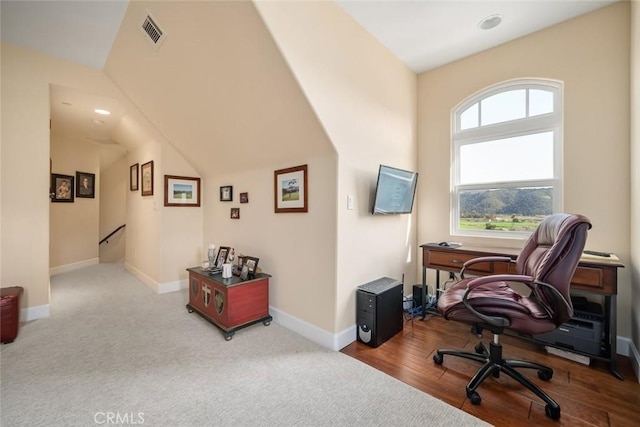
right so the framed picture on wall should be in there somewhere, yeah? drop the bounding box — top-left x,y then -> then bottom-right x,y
141,161 -> 154,196
220,185 -> 233,202
274,164 -> 308,213
130,163 -> 139,191
51,173 -> 74,203
76,171 -> 95,198
164,175 -> 201,207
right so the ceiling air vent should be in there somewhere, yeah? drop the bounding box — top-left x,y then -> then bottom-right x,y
140,12 -> 166,50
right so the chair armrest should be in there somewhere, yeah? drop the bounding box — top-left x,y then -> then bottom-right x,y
460,256 -> 514,279
462,274 -> 534,327
532,280 -> 573,320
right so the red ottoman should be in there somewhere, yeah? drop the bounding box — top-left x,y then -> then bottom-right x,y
1,286 -> 24,344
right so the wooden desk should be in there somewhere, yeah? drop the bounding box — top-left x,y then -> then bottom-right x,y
186,267 -> 272,340
420,244 -> 625,379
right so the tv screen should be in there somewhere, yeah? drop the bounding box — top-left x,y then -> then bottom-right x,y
371,165 -> 418,215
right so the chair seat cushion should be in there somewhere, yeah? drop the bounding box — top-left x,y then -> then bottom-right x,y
437,279 -> 557,335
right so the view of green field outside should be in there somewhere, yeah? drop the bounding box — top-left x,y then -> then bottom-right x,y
459,187 -> 551,232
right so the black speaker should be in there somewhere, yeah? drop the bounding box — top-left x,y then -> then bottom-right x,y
412,284 -> 423,308
356,277 -> 403,348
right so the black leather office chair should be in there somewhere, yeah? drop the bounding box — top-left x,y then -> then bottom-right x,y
433,213 -> 591,420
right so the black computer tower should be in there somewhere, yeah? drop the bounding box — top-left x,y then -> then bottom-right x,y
356,277 -> 403,348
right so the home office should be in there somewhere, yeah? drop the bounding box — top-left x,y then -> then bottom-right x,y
1,0 -> 638,425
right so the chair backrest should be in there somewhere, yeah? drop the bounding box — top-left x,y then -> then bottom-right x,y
515,213 -> 592,324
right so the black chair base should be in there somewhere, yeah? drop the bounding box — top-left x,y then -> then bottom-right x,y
433,337 -> 561,420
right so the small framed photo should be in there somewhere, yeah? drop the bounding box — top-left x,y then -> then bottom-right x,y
234,256 -> 246,276
230,208 -> 240,219
141,161 -> 154,196
240,264 -> 250,280
220,185 -> 233,201
130,163 -> 139,191
51,173 -> 74,203
274,164 -> 308,213
164,175 -> 201,207
245,256 -> 259,276
214,246 -> 230,269
240,192 -> 249,203
76,171 -> 95,198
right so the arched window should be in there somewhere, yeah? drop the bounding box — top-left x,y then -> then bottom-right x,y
451,79 -> 562,237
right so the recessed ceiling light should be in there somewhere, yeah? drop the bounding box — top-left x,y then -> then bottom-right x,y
92,119 -> 104,125
94,109 -> 111,115
479,14 -> 503,30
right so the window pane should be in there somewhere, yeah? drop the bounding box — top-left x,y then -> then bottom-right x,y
459,132 -> 554,184
460,103 -> 478,130
529,89 -> 554,116
480,89 -> 526,126
458,187 -> 552,232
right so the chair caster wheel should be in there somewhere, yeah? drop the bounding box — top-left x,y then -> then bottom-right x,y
433,353 -> 443,365
474,343 -> 485,354
187,308 -> 194,313
225,335 -> 233,341
545,404 -> 561,420
538,370 -> 553,381
467,390 -> 481,405
263,321 -> 271,326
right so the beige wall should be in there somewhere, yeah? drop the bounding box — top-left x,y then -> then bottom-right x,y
99,156 -> 127,263
105,1 -> 339,331
630,1 -> 639,358
50,133 -> 100,268
255,0 -> 417,333
417,2 -> 632,337
1,43 -> 202,311
1,44 -> 120,309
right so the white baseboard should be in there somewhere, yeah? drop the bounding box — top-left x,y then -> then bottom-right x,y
158,279 -> 187,294
123,262 -> 187,294
124,262 -> 160,292
21,304 -> 50,321
270,307 -> 355,351
620,336 -> 640,383
50,258 -> 99,276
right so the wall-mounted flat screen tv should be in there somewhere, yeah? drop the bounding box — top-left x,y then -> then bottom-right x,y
371,164 -> 418,215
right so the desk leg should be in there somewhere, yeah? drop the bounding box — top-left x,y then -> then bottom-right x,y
420,266 -> 427,320
606,295 -> 623,380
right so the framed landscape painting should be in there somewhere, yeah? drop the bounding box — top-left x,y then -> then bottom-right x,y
164,175 -> 201,207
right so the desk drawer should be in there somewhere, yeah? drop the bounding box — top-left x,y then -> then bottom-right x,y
571,264 -> 617,294
426,250 -> 494,273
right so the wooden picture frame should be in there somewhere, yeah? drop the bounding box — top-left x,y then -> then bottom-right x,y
274,164 -> 308,213
220,185 -> 233,201
234,256 -> 246,276
240,264 -> 250,280
230,208 -> 240,219
240,192 -> 248,203
51,173 -> 74,203
214,246 -> 230,269
141,161 -> 154,196
245,256 -> 259,276
164,175 -> 201,207
76,171 -> 95,198
130,163 -> 139,191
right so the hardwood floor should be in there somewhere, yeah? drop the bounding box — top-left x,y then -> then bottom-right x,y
341,315 -> 639,426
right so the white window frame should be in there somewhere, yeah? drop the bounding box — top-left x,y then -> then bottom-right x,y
451,79 -> 563,238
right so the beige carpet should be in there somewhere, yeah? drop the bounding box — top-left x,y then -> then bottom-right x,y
1,262 -> 489,426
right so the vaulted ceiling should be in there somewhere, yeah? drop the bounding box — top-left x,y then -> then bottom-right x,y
1,0 -> 617,162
